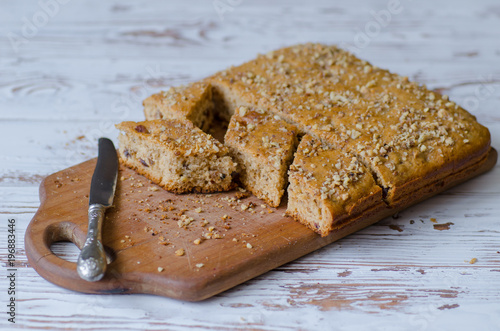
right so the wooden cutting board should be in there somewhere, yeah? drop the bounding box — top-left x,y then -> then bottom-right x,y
25,148 -> 497,301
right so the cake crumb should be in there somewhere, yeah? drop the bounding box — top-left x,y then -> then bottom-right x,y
195,207 -> 202,213
430,218 -> 437,223
193,238 -> 202,245
158,267 -> 164,272
469,258 -> 477,264
196,263 -> 204,268
178,215 -> 194,228
175,248 -> 185,256
246,243 -> 253,249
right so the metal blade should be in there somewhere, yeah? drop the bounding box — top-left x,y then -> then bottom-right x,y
89,138 -> 118,207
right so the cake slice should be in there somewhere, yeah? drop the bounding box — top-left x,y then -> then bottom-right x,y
287,135 -> 384,236
224,106 -> 299,207
116,119 -> 237,193
143,82 -> 214,131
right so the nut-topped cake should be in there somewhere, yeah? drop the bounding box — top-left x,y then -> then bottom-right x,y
116,119 -> 236,193
117,43 -> 493,236
205,43 -> 491,206
225,106 -> 299,207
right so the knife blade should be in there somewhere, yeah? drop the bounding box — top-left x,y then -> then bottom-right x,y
77,138 -> 118,282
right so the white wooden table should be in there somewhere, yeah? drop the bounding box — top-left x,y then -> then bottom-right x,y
1,0 -> 499,329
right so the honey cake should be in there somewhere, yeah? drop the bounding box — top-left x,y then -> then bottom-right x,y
204,43 -> 491,206
140,43 -> 492,236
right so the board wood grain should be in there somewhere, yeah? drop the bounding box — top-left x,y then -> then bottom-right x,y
24,148 -> 497,301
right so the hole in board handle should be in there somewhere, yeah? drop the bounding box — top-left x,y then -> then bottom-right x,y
50,241 -> 80,263
44,222 -> 115,264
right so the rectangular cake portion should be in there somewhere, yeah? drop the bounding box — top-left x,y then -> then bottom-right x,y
143,82 -> 214,132
287,135 -> 384,236
224,106 -> 299,207
116,119 -> 237,193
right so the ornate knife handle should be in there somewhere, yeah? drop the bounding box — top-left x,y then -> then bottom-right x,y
77,204 -> 107,282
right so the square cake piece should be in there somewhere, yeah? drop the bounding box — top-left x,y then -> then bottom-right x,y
287,135 -> 384,236
143,81 -> 214,132
224,106 -> 299,207
116,119 -> 237,193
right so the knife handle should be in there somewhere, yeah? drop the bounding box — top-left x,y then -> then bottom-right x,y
77,204 -> 107,282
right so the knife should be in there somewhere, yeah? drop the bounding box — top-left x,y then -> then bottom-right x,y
77,138 -> 118,282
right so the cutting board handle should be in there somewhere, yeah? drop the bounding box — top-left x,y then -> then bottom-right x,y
25,174 -> 124,293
